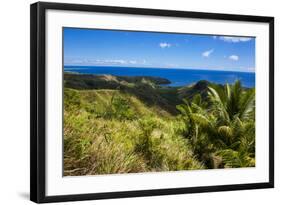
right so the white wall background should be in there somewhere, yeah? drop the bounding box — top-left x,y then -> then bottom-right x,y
0,0 -> 279,204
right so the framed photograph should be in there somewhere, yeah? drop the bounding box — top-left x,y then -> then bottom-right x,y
30,2 -> 274,203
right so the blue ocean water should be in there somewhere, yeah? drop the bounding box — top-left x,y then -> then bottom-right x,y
64,66 -> 255,88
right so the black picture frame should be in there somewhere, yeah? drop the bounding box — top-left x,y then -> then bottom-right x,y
30,2 -> 274,203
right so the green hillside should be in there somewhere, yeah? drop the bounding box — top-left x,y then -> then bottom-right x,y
64,73 -> 255,176
64,88 -> 204,175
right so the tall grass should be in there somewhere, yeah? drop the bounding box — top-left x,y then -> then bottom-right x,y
64,88 -> 203,176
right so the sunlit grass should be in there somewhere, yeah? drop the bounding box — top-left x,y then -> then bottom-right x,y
63,77 -> 255,176
64,88 -> 204,176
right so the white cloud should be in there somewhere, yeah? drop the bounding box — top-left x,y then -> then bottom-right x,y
248,67 -> 255,72
71,59 -> 85,64
202,49 -> 214,57
238,66 -> 255,72
218,36 -> 252,43
165,63 -> 179,68
229,55 -> 239,61
108,59 -> 127,64
94,59 -> 127,64
129,60 -> 137,64
159,42 -> 171,48
65,58 -> 150,66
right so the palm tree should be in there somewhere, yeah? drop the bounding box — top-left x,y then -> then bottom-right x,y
177,94 -> 218,167
177,80 -> 255,168
207,80 -> 255,148
208,81 -> 255,122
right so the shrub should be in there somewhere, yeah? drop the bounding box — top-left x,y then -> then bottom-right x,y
105,95 -> 135,120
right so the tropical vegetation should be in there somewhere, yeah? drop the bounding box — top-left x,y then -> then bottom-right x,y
64,73 -> 255,176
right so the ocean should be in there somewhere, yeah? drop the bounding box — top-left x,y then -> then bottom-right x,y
64,66 -> 255,88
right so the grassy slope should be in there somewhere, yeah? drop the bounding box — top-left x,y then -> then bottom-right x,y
64,88 -> 204,176
64,73 -> 255,175
63,73 -> 238,176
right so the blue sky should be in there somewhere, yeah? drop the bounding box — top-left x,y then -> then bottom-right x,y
64,28 -> 255,72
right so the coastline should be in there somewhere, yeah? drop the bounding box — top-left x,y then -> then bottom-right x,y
64,66 -> 255,88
